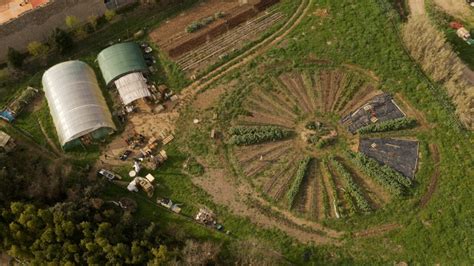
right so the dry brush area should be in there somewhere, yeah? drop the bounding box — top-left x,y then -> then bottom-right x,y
401,16 -> 473,129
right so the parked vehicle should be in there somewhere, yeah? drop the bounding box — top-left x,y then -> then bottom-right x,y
119,150 -> 132,161
97,169 -> 121,181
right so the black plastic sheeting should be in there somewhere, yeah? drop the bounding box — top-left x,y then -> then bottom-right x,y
341,93 -> 405,134
359,138 -> 419,179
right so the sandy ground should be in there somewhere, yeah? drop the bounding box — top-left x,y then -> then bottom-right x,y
408,0 -> 425,16
433,0 -> 474,22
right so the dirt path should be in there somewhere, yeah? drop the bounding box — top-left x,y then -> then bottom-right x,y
408,0 -> 425,16
38,120 -> 62,156
418,144 -> 441,208
176,0 -> 312,107
193,159 -> 342,244
353,223 -> 401,238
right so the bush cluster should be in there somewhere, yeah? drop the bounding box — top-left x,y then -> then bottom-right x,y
286,157 -> 311,208
346,151 -> 408,195
330,158 -> 372,213
186,12 -> 225,33
357,117 -> 417,134
229,126 -> 292,146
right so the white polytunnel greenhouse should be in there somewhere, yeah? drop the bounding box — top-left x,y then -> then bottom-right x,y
42,61 -> 116,148
114,72 -> 151,106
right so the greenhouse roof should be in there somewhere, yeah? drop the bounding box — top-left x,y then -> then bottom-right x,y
42,61 -> 116,147
114,72 -> 151,105
97,42 -> 148,86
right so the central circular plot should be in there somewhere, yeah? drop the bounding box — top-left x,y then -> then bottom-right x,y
225,67 -> 419,222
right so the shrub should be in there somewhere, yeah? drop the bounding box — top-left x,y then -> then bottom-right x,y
27,41 -> 50,58
329,158 -> 372,213
105,10 -> 116,22
229,126 -> 292,146
65,15 -> 79,29
286,157 -> 311,208
357,117 -> 417,134
51,28 -> 73,54
345,151 -> 406,195
7,47 -> 24,69
185,15 -> 217,33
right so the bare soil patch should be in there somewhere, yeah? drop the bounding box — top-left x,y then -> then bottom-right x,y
149,0 -> 239,47
193,84 -> 227,111
354,223 -> 401,238
418,144 -> 440,208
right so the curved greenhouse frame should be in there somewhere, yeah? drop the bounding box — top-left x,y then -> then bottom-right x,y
42,61 -> 116,147
98,42 -> 148,86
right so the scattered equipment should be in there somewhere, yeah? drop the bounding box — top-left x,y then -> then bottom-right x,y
449,21 -> 474,45
97,169 -> 122,181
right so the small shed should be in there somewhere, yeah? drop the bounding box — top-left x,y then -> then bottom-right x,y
0,131 -> 15,152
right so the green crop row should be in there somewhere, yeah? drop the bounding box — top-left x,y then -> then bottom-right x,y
229,126 -> 292,146
322,160 -> 344,218
329,158 -> 372,213
357,117 -> 417,134
345,151 -> 408,195
286,157 -> 311,208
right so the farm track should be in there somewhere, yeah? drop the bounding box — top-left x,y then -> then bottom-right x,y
418,144 -> 440,208
331,74 -> 351,112
251,90 -> 298,119
245,98 -> 296,125
271,77 -> 302,114
314,165 -> 326,220
320,161 -> 337,218
279,74 -> 312,114
236,139 -> 293,164
327,71 -> 344,113
176,0 -> 312,108
338,159 -> 383,210
245,104 -> 295,127
312,72 -> 324,111
301,71 -> 319,111
339,85 -> 379,116
243,145 -> 293,177
264,158 -> 296,193
293,73 -> 317,113
238,112 -> 296,128
268,159 -> 300,200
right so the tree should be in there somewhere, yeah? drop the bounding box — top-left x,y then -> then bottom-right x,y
27,41 -> 50,60
51,28 -> 73,54
7,47 -> 24,69
65,15 -> 79,29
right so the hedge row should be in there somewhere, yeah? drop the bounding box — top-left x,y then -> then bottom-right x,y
229,126 -> 292,146
286,157 -> 311,208
357,117 -> 417,134
345,151 -> 406,195
329,158 -> 372,213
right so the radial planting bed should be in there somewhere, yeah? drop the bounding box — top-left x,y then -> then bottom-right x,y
226,66 -> 421,220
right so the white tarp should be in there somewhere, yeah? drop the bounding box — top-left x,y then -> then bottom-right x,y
42,61 -> 116,146
114,72 -> 151,105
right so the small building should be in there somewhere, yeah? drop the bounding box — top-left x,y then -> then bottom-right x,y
42,61 -> 116,149
97,43 -> 152,106
0,131 -> 15,152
